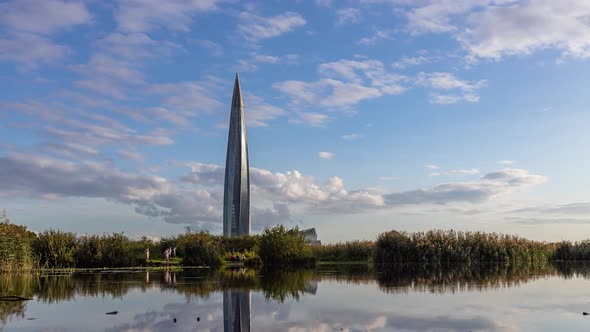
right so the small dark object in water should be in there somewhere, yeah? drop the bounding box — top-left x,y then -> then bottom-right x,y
27,318 -> 36,320
174,318 -> 177,323
106,311 -> 118,315
0,295 -> 32,302
197,317 -> 200,322
583,312 -> 589,316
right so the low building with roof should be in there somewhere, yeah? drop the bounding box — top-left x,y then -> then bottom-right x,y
301,228 -> 321,245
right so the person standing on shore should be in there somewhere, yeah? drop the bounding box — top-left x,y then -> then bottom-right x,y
145,247 -> 150,261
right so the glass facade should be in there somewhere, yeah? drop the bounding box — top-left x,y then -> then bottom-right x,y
223,75 -> 250,237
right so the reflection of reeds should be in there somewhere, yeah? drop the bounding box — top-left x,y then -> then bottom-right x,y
376,263 -> 558,294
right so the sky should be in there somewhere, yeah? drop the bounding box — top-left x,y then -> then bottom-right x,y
2,0 -> 590,243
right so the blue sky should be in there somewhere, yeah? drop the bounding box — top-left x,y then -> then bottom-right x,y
2,0 -> 590,242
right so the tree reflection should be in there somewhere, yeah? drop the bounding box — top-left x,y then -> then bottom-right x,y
3,263 -> 590,328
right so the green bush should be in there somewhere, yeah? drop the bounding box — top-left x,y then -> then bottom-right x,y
177,231 -> 223,267
74,235 -> 102,268
33,230 -> 77,269
258,225 -> 315,266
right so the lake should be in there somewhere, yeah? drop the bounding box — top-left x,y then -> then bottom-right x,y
1,264 -> 590,331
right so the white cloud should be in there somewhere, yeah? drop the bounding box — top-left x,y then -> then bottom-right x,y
357,29 -> 395,45
274,59 -> 406,111
245,94 -> 288,127
237,11 -> 306,43
386,168 -> 547,205
0,0 -> 92,34
458,0 -> 590,62
290,112 -> 329,127
148,80 -> 224,114
336,8 -> 362,25
391,0 -> 590,63
114,0 -> 221,33
318,151 -> 335,159
97,32 -> 180,60
0,153 -> 548,226
392,55 -> 431,69
0,33 -> 70,66
497,160 -> 514,165
0,153 -> 169,202
425,164 -> 440,170
0,0 -> 91,67
404,0 -> 481,35
416,72 -> 486,104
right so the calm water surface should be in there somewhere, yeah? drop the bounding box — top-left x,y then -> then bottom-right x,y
2,264 -> 590,331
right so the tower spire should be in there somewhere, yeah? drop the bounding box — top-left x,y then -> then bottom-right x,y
223,74 -> 250,237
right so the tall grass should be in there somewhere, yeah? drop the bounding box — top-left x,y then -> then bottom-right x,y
311,241 -> 374,262
374,229 -> 552,265
9,215 -> 590,271
33,230 -> 77,269
0,223 -> 35,272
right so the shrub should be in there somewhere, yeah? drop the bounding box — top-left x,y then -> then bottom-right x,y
258,225 -> 315,265
177,231 -> 223,267
33,230 -> 77,269
99,233 -> 134,267
74,235 -> 102,268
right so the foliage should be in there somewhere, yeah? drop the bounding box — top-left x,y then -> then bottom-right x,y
33,230 -> 77,269
258,225 -> 315,266
374,229 -> 553,265
0,223 -> 36,272
311,241 -> 375,262
552,240 -> 590,261
177,231 -> 223,267
219,235 -> 260,253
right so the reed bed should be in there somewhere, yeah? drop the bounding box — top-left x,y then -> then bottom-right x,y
374,229 -> 552,265
311,241 -> 375,262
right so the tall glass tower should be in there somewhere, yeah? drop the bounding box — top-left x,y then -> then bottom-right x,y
223,74 -> 250,237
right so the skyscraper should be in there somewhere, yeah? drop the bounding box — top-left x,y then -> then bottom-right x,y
223,74 -> 250,237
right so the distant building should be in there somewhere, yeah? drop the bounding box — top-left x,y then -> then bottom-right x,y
301,228 -> 321,245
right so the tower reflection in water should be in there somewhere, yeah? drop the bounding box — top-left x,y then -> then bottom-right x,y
223,289 -> 251,332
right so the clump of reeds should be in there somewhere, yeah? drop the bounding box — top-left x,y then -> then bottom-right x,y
0,222 -> 35,272
374,229 -> 553,265
311,241 -> 375,262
